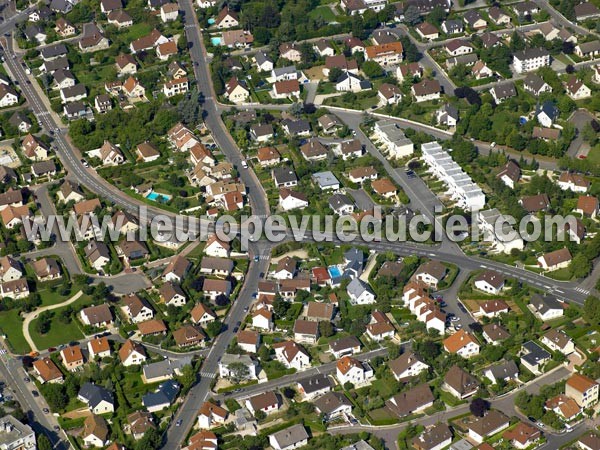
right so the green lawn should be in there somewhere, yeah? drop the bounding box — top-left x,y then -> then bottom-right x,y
545,267 -> 573,281
0,310 -> 29,354
586,144 -> 600,166
308,5 -> 337,21
28,294 -> 94,350
368,407 -> 399,425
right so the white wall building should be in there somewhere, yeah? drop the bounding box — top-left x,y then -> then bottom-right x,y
421,142 -> 485,211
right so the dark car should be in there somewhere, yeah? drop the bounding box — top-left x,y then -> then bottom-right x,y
43,408 -> 49,414
528,416 -> 537,423
32,391 -> 39,397
48,347 -> 56,352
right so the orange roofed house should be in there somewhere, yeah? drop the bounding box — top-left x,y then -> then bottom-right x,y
443,329 -> 480,358
60,345 -> 85,371
33,357 -> 64,384
365,42 -> 403,66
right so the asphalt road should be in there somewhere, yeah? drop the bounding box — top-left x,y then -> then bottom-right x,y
161,0 -> 273,447
0,351 -> 68,450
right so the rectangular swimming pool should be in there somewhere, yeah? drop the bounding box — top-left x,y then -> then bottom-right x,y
328,266 -> 342,278
146,192 -> 172,202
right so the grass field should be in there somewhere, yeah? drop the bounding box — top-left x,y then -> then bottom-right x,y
585,144 -> 600,166
0,310 -> 29,354
28,294 -> 94,350
308,5 -> 337,21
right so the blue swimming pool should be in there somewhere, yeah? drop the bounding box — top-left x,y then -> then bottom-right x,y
328,266 -> 342,278
146,192 -> 172,202
211,37 -> 221,46
208,18 -> 216,24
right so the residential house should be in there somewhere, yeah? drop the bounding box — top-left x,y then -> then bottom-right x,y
336,356 -> 373,386
416,22 -> 439,40
473,270 -> 504,295
123,294 -> 154,323
246,391 -> 280,416
537,248 -> 572,271
173,325 -> 206,348
541,329 -> 575,355
496,160 -> 521,189
119,339 -> 147,366
484,360 -> 519,384
279,189 -> 308,211
565,373 -> 599,408
142,380 -> 180,413
215,6 -> 238,28
366,310 -> 395,341
329,336 -> 361,359
538,102 -> 560,129
78,382 -> 114,414
389,351 -> 429,381
237,329 -> 260,353
520,341 -> 551,375
503,422 -> 541,450
465,410 -> 510,444
81,415 -> 110,447
33,357 -> 64,384
565,77 -> 592,99
490,82 -> 516,103
162,255 -> 191,283
443,330 -> 480,358
273,341 -> 310,370
443,365 -> 480,399
445,39 -> 473,56
488,6 -> 511,25
252,309 -> 273,331
411,79 -> 441,102
412,424 -> 452,450
559,172 -> 590,192
269,424 -> 309,450
387,384 -> 434,417
463,9 -> 486,29
88,337 -> 111,360
314,392 -> 352,421
523,73 -> 552,97
297,374 -> 333,400
127,412 -> 155,440
576,195 -> 599,218
197,402 -> 228,429
435,103 -> 459,127
80,303 -> 113,327
365,42 -> 403,66
190,303 -> 217,327
60,345 -> 84,372
347,278 -> 376,305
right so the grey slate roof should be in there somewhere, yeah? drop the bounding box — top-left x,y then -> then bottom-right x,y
142,357 -> 192,381
78,383 -> 114,410
487,360 -> 519,380
297,373 -> 333,395
142,380 -> 180,409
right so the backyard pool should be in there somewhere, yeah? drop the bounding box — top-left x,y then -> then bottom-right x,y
211,37 -> 221,46
208,18 -> 216,24
146,191 -> 172,203
328,266 -> 342,278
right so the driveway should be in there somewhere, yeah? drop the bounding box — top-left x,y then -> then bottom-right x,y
348,189 -> 375,212
436,269 -> 474,329
567,109 -> 595,158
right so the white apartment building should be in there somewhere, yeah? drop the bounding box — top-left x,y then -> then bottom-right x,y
373,120 -> 414,158
421,142 -> 485,211
513,48 -> 551,73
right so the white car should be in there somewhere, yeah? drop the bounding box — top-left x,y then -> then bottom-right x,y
241,160 -> 248,169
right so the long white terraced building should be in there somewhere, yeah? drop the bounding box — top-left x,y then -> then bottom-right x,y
421,141 -> 485,211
